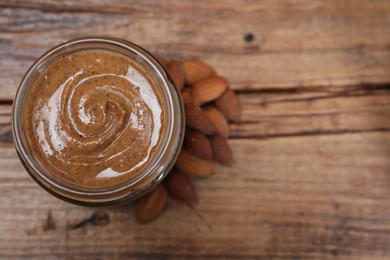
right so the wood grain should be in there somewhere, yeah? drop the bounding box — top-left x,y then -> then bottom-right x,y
1,85 -> 390,141
232,84 -> 390,138
0,0 -> 390,99
1,0 -> 390,259
0,133 -> 390,259
2,82 -> 390,258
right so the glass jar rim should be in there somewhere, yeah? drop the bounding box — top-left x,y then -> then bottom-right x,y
12,36 -> 184,206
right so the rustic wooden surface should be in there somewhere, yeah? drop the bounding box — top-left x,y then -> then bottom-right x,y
1,0 -> 390,259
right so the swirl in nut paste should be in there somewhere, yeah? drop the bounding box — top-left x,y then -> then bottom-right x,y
26,51 -> 164,187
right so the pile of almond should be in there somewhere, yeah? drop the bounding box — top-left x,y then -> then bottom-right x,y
135,57 -> 241,224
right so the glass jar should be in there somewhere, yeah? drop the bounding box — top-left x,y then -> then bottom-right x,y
12,36 -> 184,207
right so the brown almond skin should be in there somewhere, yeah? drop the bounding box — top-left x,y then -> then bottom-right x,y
175,149 -> 216,177
166,60 -> 185,92
184,129 -> 213,160
135,185 -> 168,224
180,88 -> 193,104
191,76 -> 228,105
182,59 -> 216,85
215,89 -> 241,122
210,136 -> 234,166
204,107 -> 229,139
152,54 -> 168,68
165,170 -> 197,203
185,102 -> 218,135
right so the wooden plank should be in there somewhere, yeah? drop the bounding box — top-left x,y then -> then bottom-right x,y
2,1 -> 390,258
0,133 -> 389,259
1,0 -> 390,99
232,85 -> 390,138
3,85 -> 390,142
0,104 -> 12,144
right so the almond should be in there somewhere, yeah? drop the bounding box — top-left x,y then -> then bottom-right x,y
215,89 -> 241,122
166,60 -> 184,92
204,107 -> 229,139
184,129 -> 213,160
165,170 -> 197,203
191,76 -> 228,105
182,59 -> 216,85
135,184 -> 168,224
185,102 -> 217,135
152,53 -> 168,68
175,149 -> 216,177
210,136 -> 234,166
180,88 -> 192,104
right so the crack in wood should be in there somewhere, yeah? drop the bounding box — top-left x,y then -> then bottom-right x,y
0,3 -> 133,15
234,83 -> 390,95
0,130 -> 13,143
69,211 -> 110,230
42,210 -> 56,231
0,100 -> 13,105
231,128 -> 390,140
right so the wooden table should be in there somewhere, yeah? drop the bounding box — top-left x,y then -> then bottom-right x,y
1,1 -> 390,259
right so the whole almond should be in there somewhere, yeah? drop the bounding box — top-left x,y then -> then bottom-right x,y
180,88 -> 192,104
215,89 -> 241,122
191,76 -> 228,105
204,107 -> 229,139
182,59 -> 216,85
165,170 -> 197,203
135,184 -> 168,224
175,149 -> 216,177
166,60 -> 184,92
185,102 -> 217,135
152,53 -> 168,68
184,129 -> 213,160
210,136 -> 234,166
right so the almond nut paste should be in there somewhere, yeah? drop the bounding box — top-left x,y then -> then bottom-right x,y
26,51 -> 164,187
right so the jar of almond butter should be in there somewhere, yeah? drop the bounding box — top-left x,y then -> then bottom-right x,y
12,36 -> 184,206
